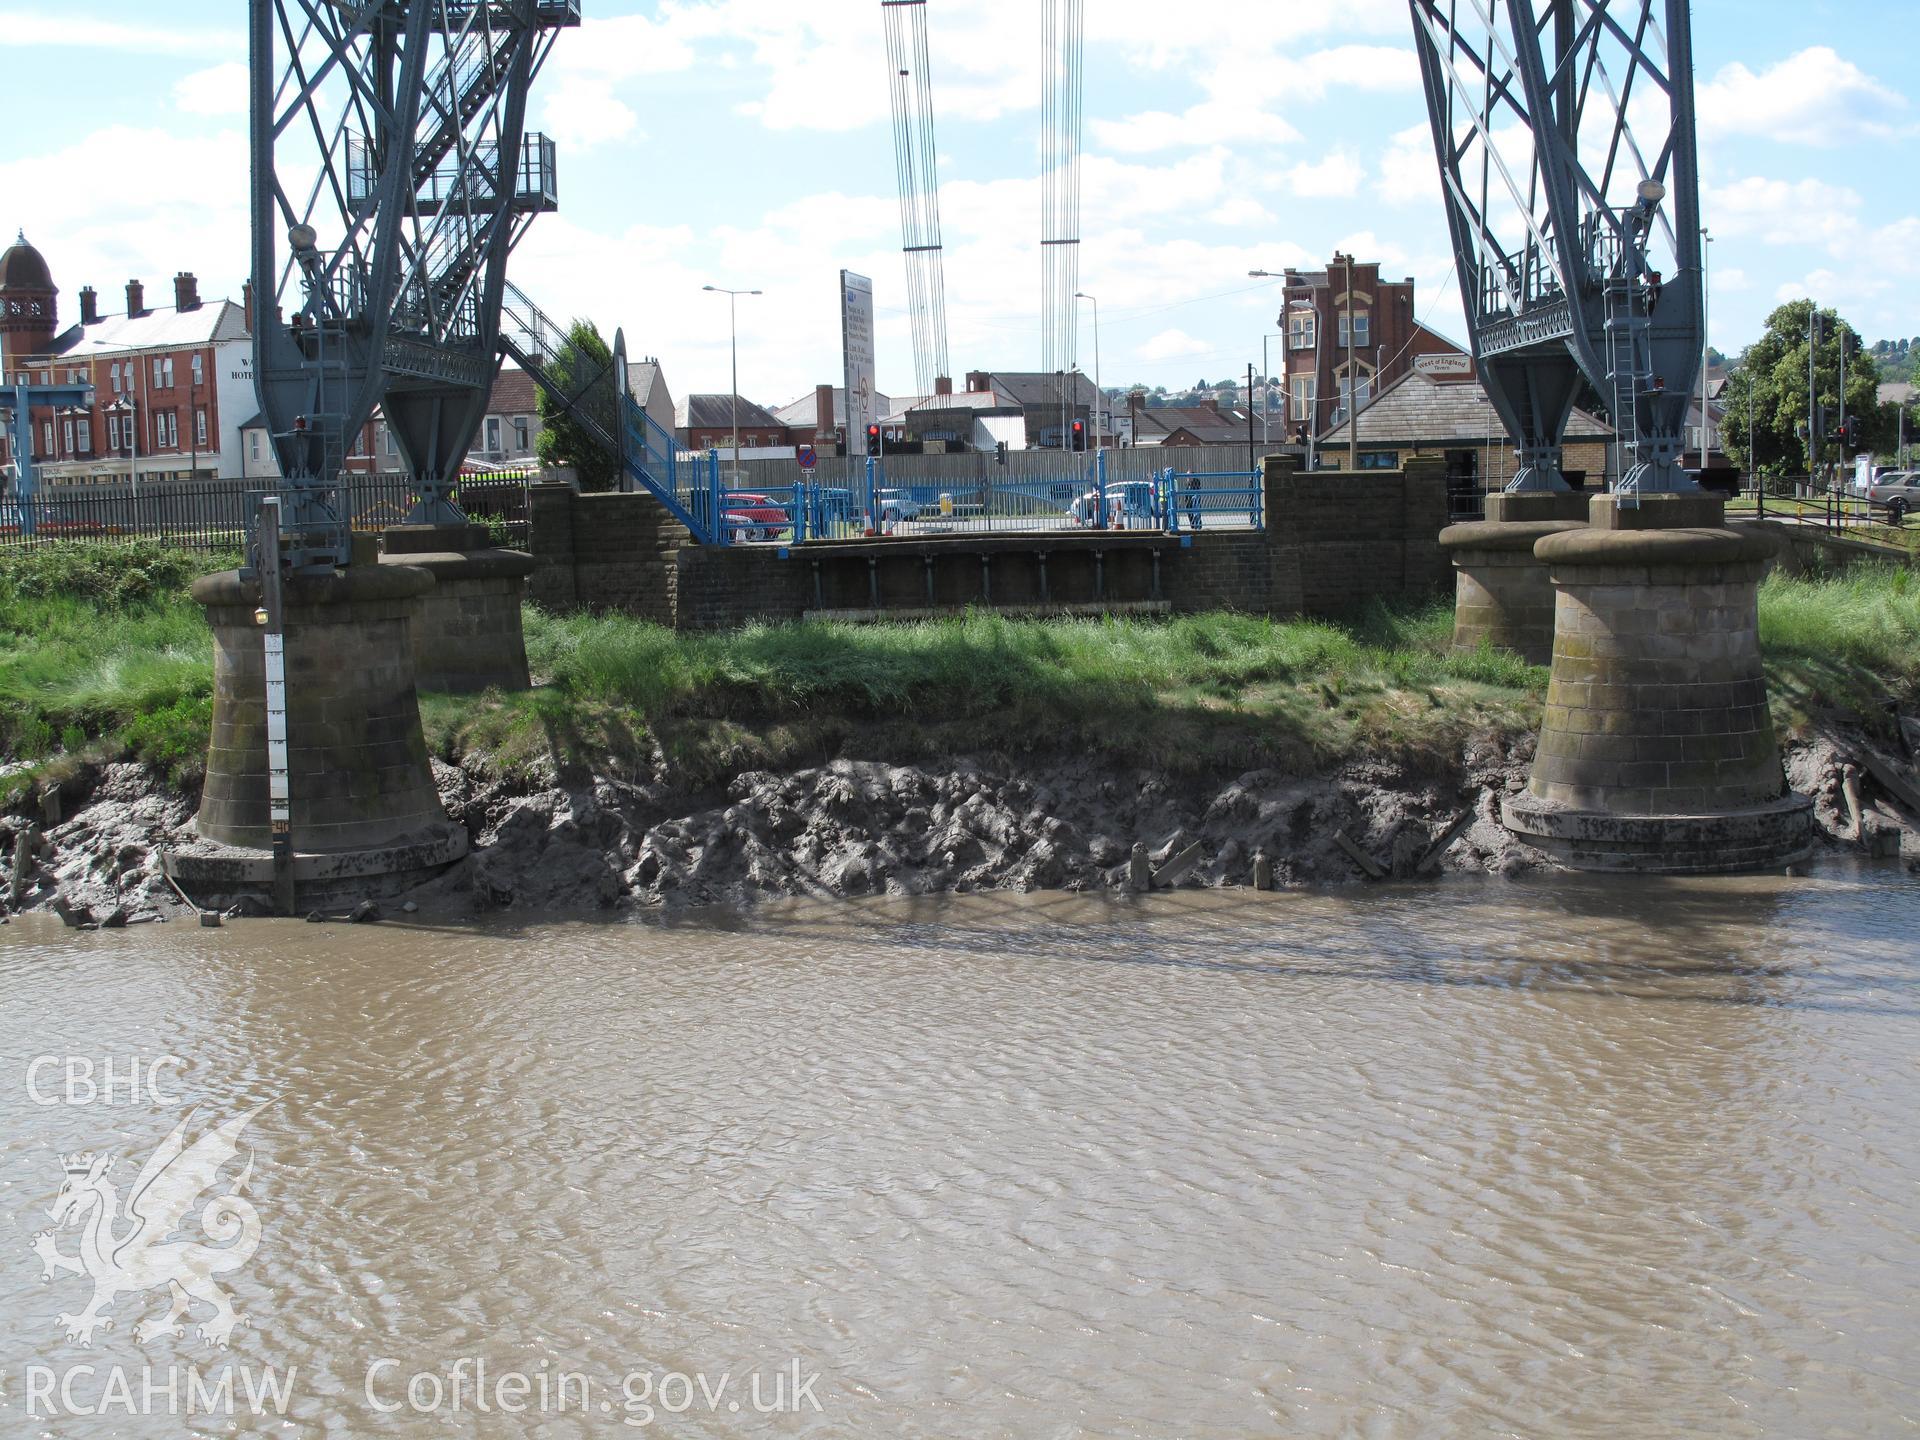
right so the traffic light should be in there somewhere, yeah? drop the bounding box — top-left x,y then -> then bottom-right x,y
1844,414 -> 1863,449
1070,419 -> 1086,452
865,423 -> 881,457
995,440 -> 1009,465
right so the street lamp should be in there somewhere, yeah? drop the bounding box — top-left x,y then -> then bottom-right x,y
701,283 -> 761,485
1074,291 -> 1102,450
1252,268 -> 1315,460
1700,227 -> 1713,459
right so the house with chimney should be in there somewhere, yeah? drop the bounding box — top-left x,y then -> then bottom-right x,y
0,232 -> 256,485
1124,392 -> 1254,447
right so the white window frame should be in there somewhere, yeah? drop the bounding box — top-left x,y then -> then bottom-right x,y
163,357 -> 175,388
191,353 -> 204,386
250,431 -> 262,461
195,409 -> 208,447
513,417 -> 529,452
1290,376 -> 1316,422
1339,313 -> 1371,348
1288,311 -> 1316,351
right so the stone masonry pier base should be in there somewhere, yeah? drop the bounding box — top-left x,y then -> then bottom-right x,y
169,563 -> 467,909
380,524 -> 534,693
1439,491 -> 1588,665
1502,493 -> 1813,873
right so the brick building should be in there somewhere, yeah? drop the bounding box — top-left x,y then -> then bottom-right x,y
1278,253 -> 1465,441
1125,394 -> 1254,447
1318,364 -> 1613,512
1,232 -> 254,485
675,393 -> 791,453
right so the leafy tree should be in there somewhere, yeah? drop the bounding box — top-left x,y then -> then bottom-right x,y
533,318 -> 622,492
1719,300 -> 1882,479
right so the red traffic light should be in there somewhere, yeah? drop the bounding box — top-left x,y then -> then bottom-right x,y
1070,419 -> 1087,452
864,423 -> 881,457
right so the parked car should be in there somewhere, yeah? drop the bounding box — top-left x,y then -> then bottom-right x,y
721,491 -> 789,542
873,488 -> 922,525
1866,472 -> 1920,523
1065,482 -> 1158,529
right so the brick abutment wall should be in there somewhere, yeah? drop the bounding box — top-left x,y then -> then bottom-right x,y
523,456 -> 1449,629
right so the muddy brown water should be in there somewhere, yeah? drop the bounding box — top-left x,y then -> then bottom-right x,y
3,865 -> 1918,1437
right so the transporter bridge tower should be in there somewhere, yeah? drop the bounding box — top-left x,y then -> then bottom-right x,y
1408,0 -> 1704,494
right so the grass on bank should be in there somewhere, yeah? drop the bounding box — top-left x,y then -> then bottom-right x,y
4,541 -> 1919,799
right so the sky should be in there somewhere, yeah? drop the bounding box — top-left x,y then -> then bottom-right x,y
1,0 -> 1914,413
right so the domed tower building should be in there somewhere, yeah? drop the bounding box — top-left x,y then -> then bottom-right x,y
0,230 -> 59,368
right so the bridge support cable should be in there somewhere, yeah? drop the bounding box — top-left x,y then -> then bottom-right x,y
881,0 -> 952,397
1039,0 -> 1084,446
1408,0 -> 1704,494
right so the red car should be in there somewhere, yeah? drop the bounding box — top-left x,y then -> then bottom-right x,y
722,491 -> 790,543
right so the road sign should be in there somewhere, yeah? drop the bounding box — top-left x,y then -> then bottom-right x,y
797,444 -> 818,470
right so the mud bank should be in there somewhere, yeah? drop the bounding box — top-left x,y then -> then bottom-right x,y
5,728 -> 1915,926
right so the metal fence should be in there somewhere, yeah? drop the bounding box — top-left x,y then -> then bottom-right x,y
0,471 -> 533,552
707,453 -> 1263,544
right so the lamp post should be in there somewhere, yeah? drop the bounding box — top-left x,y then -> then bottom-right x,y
1074,290 -> 1102,450
1700,228 -> 1713,459
701,283 -> 761,485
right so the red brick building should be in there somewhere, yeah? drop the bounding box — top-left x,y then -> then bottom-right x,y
1,232 -> 254,485
1278,253 -> 1464,443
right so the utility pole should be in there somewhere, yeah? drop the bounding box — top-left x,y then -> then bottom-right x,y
703,284 -> 761,487
1345,252 -> 1359,474
1807,307 -> 1820,486
1075,291 -> 1102,451
1700,227 -> 1712,457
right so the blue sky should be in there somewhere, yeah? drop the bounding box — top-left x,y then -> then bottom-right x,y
1,1 -> 1913,412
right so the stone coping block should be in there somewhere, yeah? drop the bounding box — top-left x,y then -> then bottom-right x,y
1440,519 -> 1585,554
383,522 -> 493,555
375,547 -> 536,582
192,563 -> 435,610
1484,492 -> 1590,524
1534,525 -> 1780,570
1503,790 -> 1814,874
1589,493 -> 1727,530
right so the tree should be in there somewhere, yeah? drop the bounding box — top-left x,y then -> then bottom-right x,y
534,318 -> 622,492
1719,300 -> 1882,480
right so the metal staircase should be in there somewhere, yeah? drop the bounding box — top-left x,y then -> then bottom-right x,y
498,282 -> 721,542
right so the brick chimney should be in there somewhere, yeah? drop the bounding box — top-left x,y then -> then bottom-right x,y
78,286 -> 99,325
934,375 -> 953,396
965,370 -> 992,394
173,272 -> 200,311
1201,397 -> 1220,415
242,280 -> 254,333
1128,388 -> 1146,414
125,279 -> 145,317
814,383 -> 835,437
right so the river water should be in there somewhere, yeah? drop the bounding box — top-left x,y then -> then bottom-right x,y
2,865 -> 1917,1437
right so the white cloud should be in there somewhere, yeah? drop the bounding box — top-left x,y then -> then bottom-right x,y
172,63 -> 248,118
1137,328 -> 1211,361
1699,47 -> 1911,146
0,13 -> 238,56
1206,197 -> 1277,228
1377,123 -> 1436,208
1706,176 -> 1862,247
1286,151 -> 1365,199
541,79 -> 641,150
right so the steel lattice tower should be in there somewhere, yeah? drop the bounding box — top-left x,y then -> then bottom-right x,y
1409,0 -> 1704,494
250,0 -> 576,567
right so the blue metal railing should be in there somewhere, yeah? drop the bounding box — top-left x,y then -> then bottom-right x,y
704,452 -> 1264,543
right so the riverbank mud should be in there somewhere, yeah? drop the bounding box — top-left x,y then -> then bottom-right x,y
6,725 -> 1914,924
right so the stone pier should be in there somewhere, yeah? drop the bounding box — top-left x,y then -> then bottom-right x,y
167,562 -> 467,907
380,523 -> 534,693
1438,491 -> 1588,665
1502,493 -> 1814,873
